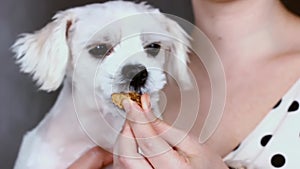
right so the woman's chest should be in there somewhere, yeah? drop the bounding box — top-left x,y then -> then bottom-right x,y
204,57 -> 300,156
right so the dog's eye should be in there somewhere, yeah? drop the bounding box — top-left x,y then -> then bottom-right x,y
88,44 -> 113,58
144,42 -> 161,57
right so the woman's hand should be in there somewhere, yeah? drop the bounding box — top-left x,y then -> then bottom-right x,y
113,94 -> 228,169
68,146 -> 113,169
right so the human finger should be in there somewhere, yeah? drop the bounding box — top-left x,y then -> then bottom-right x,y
149,117 -> 201,154
114,122 -> 152,169
124,100 -> 187,167
123,99 -> 171,155
67,146 -> 112,169
138,95 -> 201,155
141,94 -> 151,112
114,122 -> 140,158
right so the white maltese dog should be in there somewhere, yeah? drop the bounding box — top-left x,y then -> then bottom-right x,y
12,1 -> 191,168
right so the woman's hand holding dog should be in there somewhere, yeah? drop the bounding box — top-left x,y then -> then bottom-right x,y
68,146 -> 112,169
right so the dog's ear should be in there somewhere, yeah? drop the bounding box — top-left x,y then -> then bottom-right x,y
11,11 -> 74,91
165,17 -> 192,90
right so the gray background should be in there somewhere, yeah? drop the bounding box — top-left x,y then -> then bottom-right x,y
0,0 -> 298,168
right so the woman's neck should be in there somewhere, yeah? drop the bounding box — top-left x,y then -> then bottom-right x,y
191,0 -> 295,64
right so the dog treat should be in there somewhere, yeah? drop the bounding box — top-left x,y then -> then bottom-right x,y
111,92 -> 142,109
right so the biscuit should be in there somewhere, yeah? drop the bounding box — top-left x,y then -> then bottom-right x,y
111,92 -> 142,109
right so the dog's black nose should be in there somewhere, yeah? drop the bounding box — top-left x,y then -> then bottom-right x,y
122,64 -> 148,92
130,68 -> 148,89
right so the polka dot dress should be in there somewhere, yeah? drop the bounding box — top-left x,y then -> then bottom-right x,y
224,80 -> 300,169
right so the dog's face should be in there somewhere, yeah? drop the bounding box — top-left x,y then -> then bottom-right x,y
71,11 -> 170,100
68,2 -> 191,104
12,1 -> 191,146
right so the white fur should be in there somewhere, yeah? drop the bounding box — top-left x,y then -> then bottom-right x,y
12,1 -> 191,169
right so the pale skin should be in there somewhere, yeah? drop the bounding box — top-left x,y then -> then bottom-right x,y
70,0 -> 300,168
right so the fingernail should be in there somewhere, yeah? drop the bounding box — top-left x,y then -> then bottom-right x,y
122,99 -> 131,112
141,94 -> 151,112
146,95 -> 151,109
